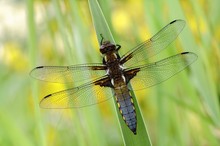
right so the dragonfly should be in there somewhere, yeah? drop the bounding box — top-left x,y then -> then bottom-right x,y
30,19 -> 197,135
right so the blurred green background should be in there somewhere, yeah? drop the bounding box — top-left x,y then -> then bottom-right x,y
0,0 -> 220,146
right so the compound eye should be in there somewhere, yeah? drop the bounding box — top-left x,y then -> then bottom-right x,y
100,47 -> 106,54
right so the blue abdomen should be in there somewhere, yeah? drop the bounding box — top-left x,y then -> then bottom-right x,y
115,89 -> 137,134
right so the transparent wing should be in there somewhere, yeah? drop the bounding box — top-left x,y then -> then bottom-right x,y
120,20 -> 186,67
30,63 -> 106,84
125,52 -> 197,91
40,76 -> 113,108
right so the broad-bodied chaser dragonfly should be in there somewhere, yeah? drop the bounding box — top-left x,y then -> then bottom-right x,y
30,20 -> 197,134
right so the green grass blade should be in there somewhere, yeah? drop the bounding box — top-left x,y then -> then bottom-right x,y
88,0 -> 151,145
88,0 -> 115,43
27,0 -> 46,146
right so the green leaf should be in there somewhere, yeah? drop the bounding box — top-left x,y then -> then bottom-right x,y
88,0 -> 152,145
27,0 -> 46,146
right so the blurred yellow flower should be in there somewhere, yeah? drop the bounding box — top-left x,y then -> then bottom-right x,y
112,9 -> 131,34
0,42 -> 28,72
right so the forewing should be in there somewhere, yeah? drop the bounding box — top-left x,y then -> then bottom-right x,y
120,20 -> 186,67
40,76 -> 113,108
125,52 -> 197,91
30,63 -> 106,84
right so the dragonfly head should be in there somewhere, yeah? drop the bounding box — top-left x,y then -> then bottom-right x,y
100,41 -> 117,54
